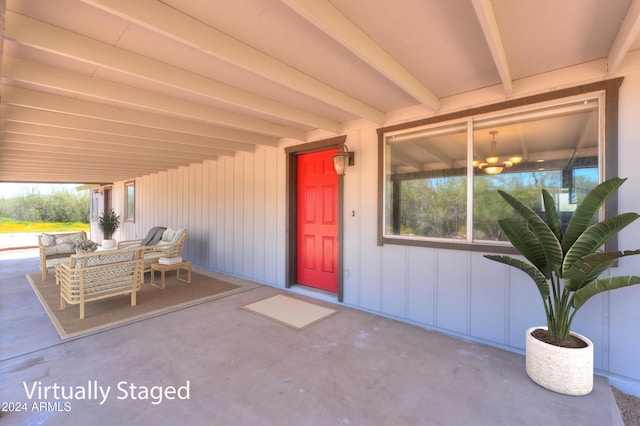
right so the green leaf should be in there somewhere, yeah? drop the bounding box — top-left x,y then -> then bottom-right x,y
563,213 -> 640,275
542,189 -> 563,243
497,190 -> 563,273
564,250 -> 640,291
498,218 -> 548,277
573,275 -> 640,310
562,177 -> 626,253
484,255 -> 550,299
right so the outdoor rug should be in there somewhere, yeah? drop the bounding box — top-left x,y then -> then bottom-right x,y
27,271 -> 252,339
241,294 -> 339,330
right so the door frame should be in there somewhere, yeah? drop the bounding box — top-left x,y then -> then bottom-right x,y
285,135 -> 347,302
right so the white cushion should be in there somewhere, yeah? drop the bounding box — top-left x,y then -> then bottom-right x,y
41,232 -> 84,255
55,232 -> 84,245
56,242 -> 76,255
162,227 -> 187,243
41,233 -> 57,246
162,228 -> 176,242
172,227 -> 187,242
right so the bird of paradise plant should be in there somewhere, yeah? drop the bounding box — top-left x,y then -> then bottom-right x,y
485,177 -> 640,342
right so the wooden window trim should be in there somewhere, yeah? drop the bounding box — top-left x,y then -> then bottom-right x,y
377,78 -> 624,251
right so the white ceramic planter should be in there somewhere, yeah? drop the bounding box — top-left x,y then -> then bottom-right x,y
102,239 -> 117,249
525,326 -> 594,396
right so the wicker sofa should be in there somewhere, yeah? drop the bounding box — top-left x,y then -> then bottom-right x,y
38,231 -> 87,281
55,247 -> 145,319
118,227 -> 188,273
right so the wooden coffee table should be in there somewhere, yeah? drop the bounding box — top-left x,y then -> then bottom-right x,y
150,260 -> 192,289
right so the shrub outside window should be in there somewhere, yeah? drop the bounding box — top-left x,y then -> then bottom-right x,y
386,121 -> 468,240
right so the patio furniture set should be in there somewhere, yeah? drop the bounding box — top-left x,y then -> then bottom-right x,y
37,228 -> 189,319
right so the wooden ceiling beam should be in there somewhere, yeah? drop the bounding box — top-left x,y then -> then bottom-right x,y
0,158 -> 179,175
4,11 -> 340,134
1,87 -> 287,151
0,169 -> 144,183
2,53 -> 305,140
607,0 -> 640,73
1,121 -> 246,156
470,0 -> 513,96
80,0 -> 385,123
281,0 -> 440,112
0,135 -> 223,162
0,104 -> 277,148
1,110 -> 247,155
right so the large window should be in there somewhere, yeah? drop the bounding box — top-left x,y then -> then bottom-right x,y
378,80 -> 622,251
385,121 -> 468,240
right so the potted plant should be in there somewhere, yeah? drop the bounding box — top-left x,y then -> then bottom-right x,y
98,209 -> 121,249
485,177 -> 640,395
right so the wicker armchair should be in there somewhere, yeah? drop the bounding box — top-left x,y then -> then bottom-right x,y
38,231 -> 87,281
118,228 -> 188,273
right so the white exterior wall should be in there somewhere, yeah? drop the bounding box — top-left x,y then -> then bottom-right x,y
119,148 -> 285,287
114,68 -> 640,394
610,70 -> 640,388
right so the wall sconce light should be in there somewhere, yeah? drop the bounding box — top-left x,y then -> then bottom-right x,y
332,144 -> 355,176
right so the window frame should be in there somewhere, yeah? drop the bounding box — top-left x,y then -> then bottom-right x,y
377,78 -> 623,253
124,180 -> 135,223
91,190 -> 100,222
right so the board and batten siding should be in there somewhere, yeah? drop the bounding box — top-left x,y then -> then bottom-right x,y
120,147 -> 283,287
113,72 -> 640,394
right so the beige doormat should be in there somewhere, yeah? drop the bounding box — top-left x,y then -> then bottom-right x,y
27,271 -> 254,339
242,294 -> 339,330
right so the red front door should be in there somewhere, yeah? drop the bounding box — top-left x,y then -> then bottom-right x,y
296,149 -> 339,292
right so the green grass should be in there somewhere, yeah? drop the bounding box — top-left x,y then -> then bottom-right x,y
0,217 -> 90,233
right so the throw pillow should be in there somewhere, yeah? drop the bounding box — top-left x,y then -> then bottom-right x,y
56,232 -> 84,245
172,227 -> 187,242
162,228 -> 177,242
41,233 -> 56,246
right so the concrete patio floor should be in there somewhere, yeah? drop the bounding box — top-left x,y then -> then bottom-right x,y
0,248 -> 624,425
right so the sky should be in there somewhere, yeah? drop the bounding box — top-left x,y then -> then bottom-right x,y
0,183 -> 84,199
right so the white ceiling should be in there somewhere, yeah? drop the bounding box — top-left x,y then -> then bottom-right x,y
1,0 -> 640,183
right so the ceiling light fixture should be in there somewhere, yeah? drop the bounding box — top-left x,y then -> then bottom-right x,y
475,131 -> 522,175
